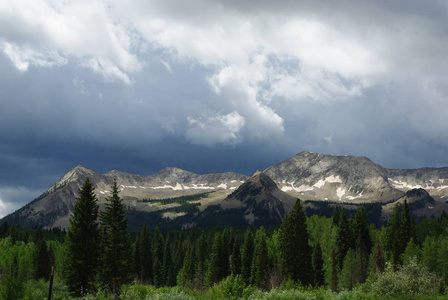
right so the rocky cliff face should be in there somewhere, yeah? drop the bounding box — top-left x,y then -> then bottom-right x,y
387,167 -> 448,198
4,151 -> 448,229
3,166 -> 248,229
221,171 -> 296,225
264,151 -> 402,203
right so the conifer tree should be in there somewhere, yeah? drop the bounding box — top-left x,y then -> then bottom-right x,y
354,206 -> 372,283
241,228 -> 255,285
387,204 -> 402,266
372,232 -> 385,273
229,238 -> 242,276
152,226 -> 165,287
278,199 -> 313,285
250,227 -> 269,289
330,247 -> 338,292
177,239 -> 195,288
98,180 -> 133,294
194,232 -> 209,289
400,200 -> 416,248
333,206 -> 341,226
64,177 -> 100,297
312,242 -> 324,287
163,234 -> 176,286
205,232 -> 223,286
134,223 -> 152,283
335,208 -> 351,270
34,229 -> 51,280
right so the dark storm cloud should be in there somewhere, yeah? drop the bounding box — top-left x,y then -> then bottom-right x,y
1,0 -> 448,216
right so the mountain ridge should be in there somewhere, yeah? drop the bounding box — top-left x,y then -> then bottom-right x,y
3,151 -> 448,229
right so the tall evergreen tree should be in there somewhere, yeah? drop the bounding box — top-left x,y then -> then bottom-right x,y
278,199 -> 313,285
134,223 -> 152,283
64,177 -> 100,297
241,228 -> 255,285
205,232 -> 223,287
194,232 -> 209,289
34,229 -> 51,280
400,200 -> 416,248
152,226 -> 165,287
332,206 -> 341,226
162,234 -> 176,286
250,227 -> 269,290
312,242 -> 324,287
99,180 -> 133,294
335,208 -> 351,270
229,238 -> 242,276
372,232 -> 385,273
387,204 -> 402,266
330,247 -> 338,292
354,206 -> 372,283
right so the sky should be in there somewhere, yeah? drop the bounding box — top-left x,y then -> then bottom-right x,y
1,0 -> 448,217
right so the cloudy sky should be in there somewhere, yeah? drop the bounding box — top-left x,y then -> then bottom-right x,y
1,0 -> 448,217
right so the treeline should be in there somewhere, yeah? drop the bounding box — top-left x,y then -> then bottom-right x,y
1,178 -> 448,299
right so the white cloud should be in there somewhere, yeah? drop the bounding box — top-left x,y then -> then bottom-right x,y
0,0 -> 141,84
0,187 -> 41,218
186,111 -> 245,146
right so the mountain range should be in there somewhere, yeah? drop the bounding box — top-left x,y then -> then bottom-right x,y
3,151 -> 448,230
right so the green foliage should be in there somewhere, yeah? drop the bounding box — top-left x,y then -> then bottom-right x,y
209,275 -> 247,299
312,242 -> 324,287
279,199 -> 313,286
369,258 -> 440,297
64,177 -> 101,297
250,227 -> 269,289
0,254 -> 25,300
134,223 -> 152,283
241,228 -> 255,285
98,180 -> 133,294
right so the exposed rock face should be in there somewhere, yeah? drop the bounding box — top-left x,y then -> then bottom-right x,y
4,151 -> 448,229
222,171 -> 296,225
264,151 -> 402,203
387,168 -> 448,198
3,166 -> 248,229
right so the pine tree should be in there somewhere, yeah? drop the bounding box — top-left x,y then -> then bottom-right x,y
229,238 -> 242,276
335,208 -> 351,270
372,232 -> 385,273
250,227 -> 269,290
99,180 -> 133,294
241,228 -> 255,285
400,200 -> 416,249
194,231 -> 209,289
333,206 -> 341,226
134,223 -> 152,284
387,204 -> 402,267
278,199 -> 313,285
330,247 -> 338,292
177,239 -> 195,288
152,226 -> 164,287
312,243 -> 324,287
162,234 -> 176,286
354,206 -> 372,283
34,229 -> 51,280
64,177 -> 100,297
205,232 -> 223,286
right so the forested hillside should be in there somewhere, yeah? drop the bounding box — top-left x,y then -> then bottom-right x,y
1,179 -> 448,299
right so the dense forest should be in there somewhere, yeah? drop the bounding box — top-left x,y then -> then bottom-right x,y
1,178 -> 448,299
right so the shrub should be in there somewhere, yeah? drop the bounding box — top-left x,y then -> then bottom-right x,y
369,257 -> 440,297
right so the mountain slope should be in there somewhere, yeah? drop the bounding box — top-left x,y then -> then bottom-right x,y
219,171 -> 296,226
3,166 -> 248,229
264,151 -> 402,203
4,151 -> 448,230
